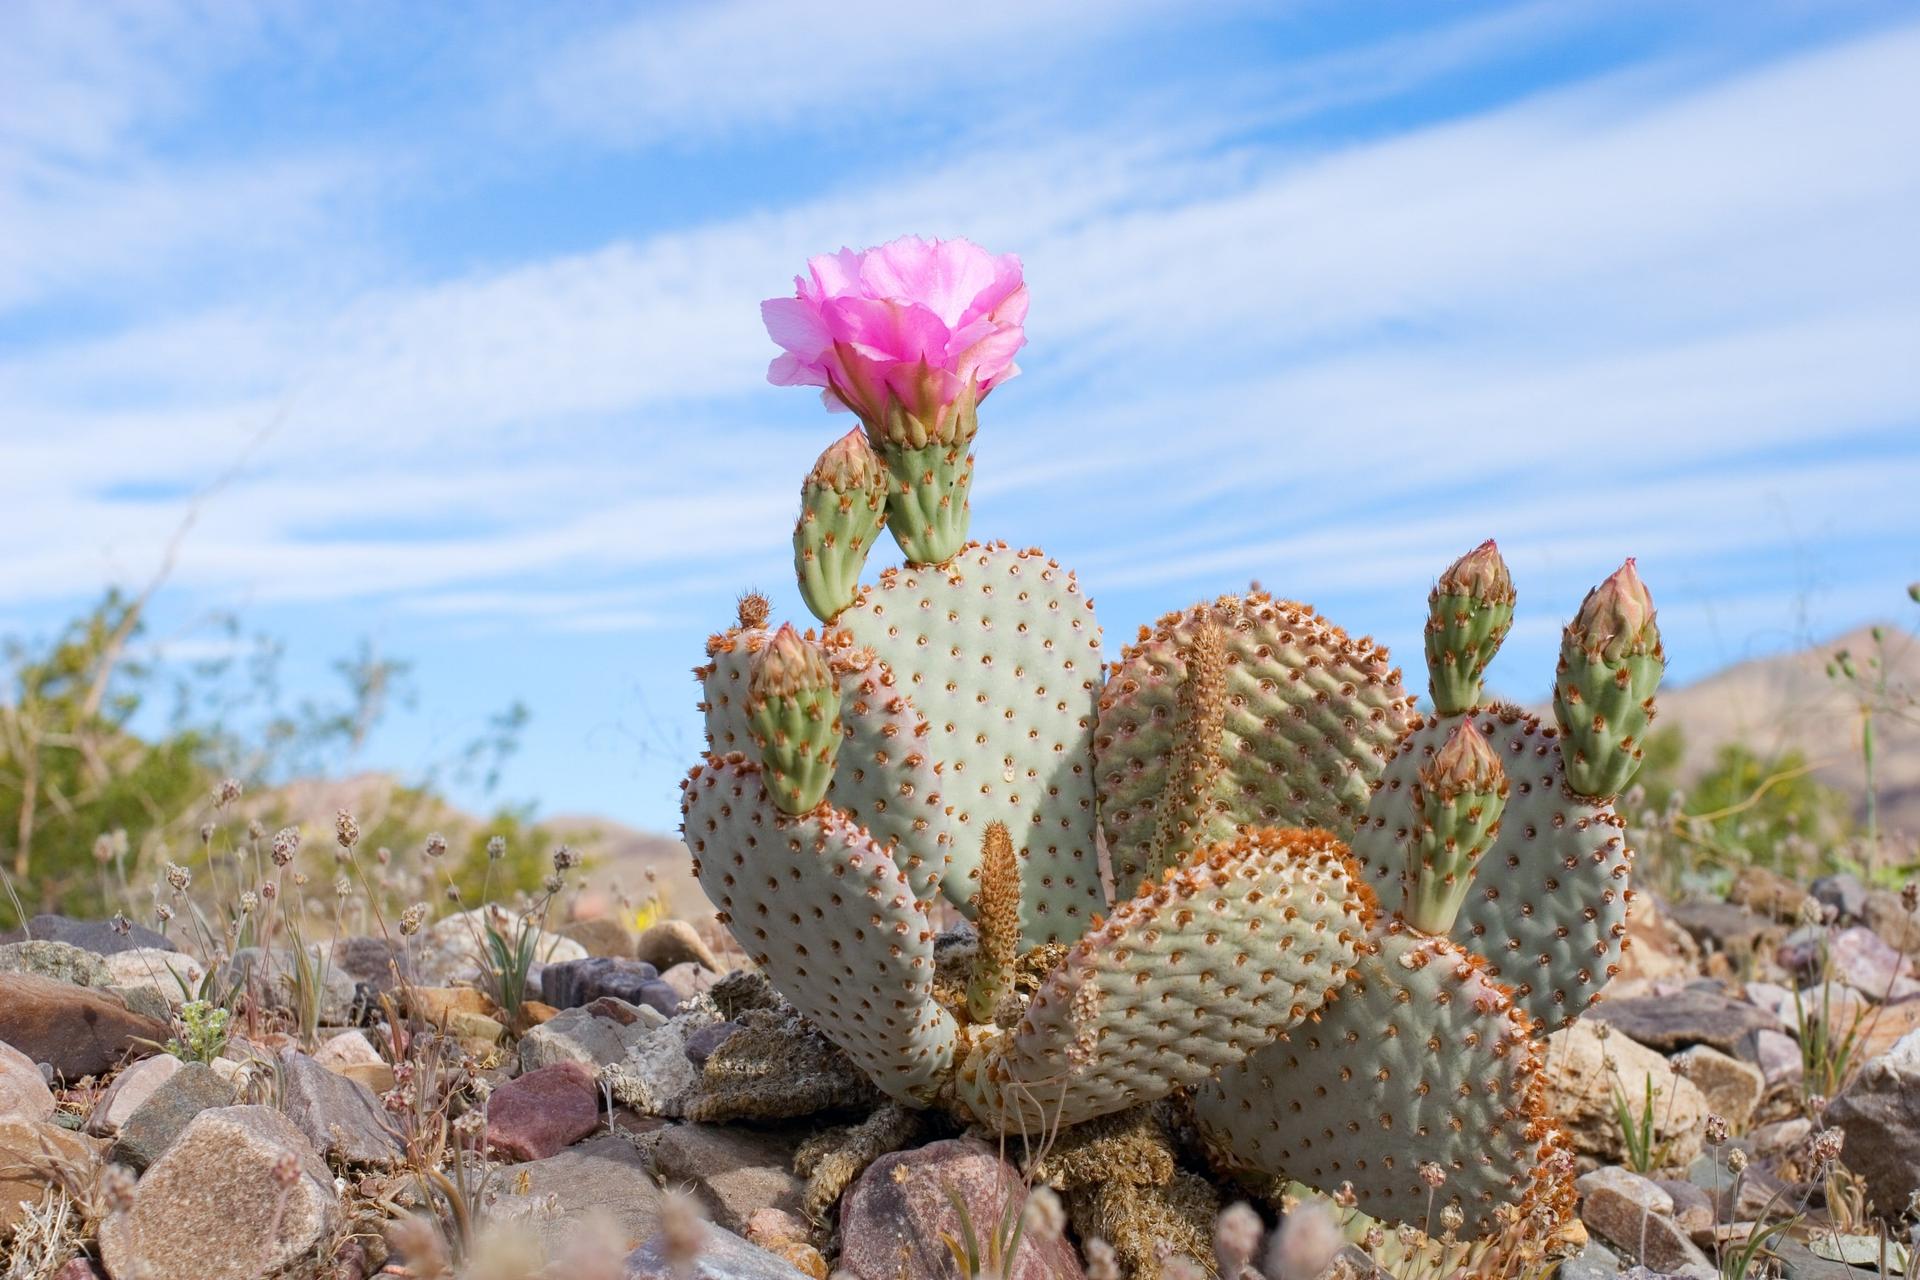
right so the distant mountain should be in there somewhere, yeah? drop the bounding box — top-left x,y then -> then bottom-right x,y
1652,624 -> 1920,839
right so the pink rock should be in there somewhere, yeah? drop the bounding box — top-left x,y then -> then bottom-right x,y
839,1139 -> 1084,1280
485,1060 -> 600,1162
0,1038 -> 54,1122
85,1052 -> 181,1136
314,1029 -> 382,1069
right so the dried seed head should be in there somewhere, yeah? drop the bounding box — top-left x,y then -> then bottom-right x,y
553,844 -> 581,872
1439,1204 -> 1464,1235
335,809 -> 360,850
487,835 -> 508,861
1214,1201 -> 1263,1279
424,832 -> 448,859
164,862 -> 191,893
1418,1162 -> 1448,1189
1023,1186 -> 1067,1244
1085,1239 -> 1120,1280
271,1151 -> 301,1188
1704,1114 -> 1729,1145
214,777 -> 243,808
239,891 -> 258,915
110,913 -> 132,937
271,826 -> 301,866
1265,1200 -> 1342,1280
1726,1148 -> 1749,1174
400,902 -> 429,936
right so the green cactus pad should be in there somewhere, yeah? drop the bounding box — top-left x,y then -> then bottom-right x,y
955,827 -> 1374,1133
698,628 -> 954,906
681,755 -> 958,1103
1352,707 -> 1633,1031
1096,593 -> 1418,901
1194,922 -> 1574,1241
837,542 -> 1108,944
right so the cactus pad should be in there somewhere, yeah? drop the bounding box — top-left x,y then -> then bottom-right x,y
1195,922 -> 1573,1240
1096,594 -> 1417,900
698,627 -> 954,905
681,755 -> 957,1102
1352,707 -> 1632,1031
837,542 -> 1107,943
957,827 -> 1374,1132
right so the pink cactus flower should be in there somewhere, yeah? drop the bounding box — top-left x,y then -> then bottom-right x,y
761,235 -> 1027,442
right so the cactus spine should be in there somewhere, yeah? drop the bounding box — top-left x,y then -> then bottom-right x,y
795,429 -> 890,622
1553,559 -> 1664,799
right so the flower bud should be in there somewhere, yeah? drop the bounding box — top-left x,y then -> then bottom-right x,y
747,624 -> 843,814
1405,717 -> 1508,934
1425,540 -> 1515,714
794,429 -> 889,622
1554,559 -> 1666,799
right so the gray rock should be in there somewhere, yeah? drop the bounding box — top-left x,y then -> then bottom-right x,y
1666,900 -> 1781,957
1823,1029 -> 1920,1220
1864,889 -> 1920,952
226,946 -> 361,1024
85,1053 -> 180,1136
100,948 -> 206,1009
1558,1241 -> 1624,1280
637,979 -> 684,1016
488,1132 -> 663,1253
623,1221 -> 808,1280
653,1124 -> 805,1231
109,1060 -> 237,1170
322,935 -> 415,994
277,1048 -> 404,1166
1810,873 -> 1869,924
1576,1165 -> 1711,1275
607,1012 -> 710,1118
1734,1026 -> 1804,1096
99,1105 -> 339,1280
521,998 -> 666,1073
0,914 -> 171,955
1651,1179 -> 1713,1236
0,940 -> 115,987
1590,988 -> 1783,1053
542,956 -> 660,1009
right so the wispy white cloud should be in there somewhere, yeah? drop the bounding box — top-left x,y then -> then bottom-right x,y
4,7 -> 1915,668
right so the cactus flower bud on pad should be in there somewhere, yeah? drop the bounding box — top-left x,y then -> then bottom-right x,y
1554,559 -> 1665,799
747,624 -> 842,813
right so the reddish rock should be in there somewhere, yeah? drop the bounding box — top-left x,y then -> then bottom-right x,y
486,1060 -> 600,1161
1,1037 -> 55,1122
0,973 -> 169,1081
839,1139 -> 1085,1280
0,1116 -> 101,1236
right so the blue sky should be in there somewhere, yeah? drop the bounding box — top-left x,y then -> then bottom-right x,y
3,1 -> 1918,833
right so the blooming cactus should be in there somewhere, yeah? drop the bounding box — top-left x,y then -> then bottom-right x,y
763,236 -> 1028,566
695,240 -> 1663,1247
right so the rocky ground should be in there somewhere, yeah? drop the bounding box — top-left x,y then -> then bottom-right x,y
2,863 -> 1917,1280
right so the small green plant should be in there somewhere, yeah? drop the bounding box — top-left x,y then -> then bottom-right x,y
166,998 -> 232,1064
940,1183 -> 1030,1280
1607,1068 -> 1678,1175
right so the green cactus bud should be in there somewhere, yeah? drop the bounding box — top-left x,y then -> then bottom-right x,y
746,624 -> 842,813
794,429 -> 889,622
1424,540 -> 1515,715
1404,718 -> 1508,934
1553,559 -> 1664,799
870,378 -> 978,566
